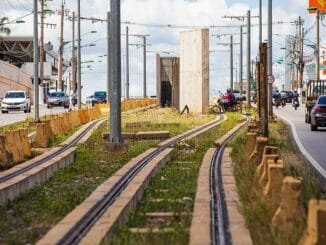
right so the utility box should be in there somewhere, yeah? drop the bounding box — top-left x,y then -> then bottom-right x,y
179,29 -> 209,114
156,54 -> 180,108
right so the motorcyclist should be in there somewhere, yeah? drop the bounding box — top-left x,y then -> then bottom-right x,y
274,90 -> 281,107
223,88 -> 234,110
292,89 -> 300,108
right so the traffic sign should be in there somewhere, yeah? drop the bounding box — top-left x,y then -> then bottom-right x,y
268,75 -> 275,84
309,0 -> 326,14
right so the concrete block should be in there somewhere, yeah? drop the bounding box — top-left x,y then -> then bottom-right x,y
245,132 -> 257,157
19,128 -> 31,158
272,176 -> 305,234
125,121 -> 151,128
135,131 -> 170,140
0,135 -> 13,167
263,160 -> 284,198
256,146 -> 278,182
299,200 -> 326,245
179,28 -> 209,114
249,137 -> 268,167
258,155 -> 279,185
5,131 -> 23,163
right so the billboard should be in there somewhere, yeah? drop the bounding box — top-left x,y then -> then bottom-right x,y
309,0 -> 326,13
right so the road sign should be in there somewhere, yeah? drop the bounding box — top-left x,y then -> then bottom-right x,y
268,75 -> 275,84
309,0 -> 326,14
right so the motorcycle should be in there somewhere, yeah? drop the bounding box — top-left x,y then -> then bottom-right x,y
273,97 -> 281,109
281,99 -> 286,108
292,98 -> 299,110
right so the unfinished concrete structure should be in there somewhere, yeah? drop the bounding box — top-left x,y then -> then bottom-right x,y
156,55 -> 180,108
179,29 -> 209,114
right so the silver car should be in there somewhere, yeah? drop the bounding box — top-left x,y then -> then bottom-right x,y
1,91 -> 31,113
47,92 -> 69,109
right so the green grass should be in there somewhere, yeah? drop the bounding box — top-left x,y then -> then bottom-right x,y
230,120 -> 326,245
0,108 -> 217,244
112,113 -> 244,245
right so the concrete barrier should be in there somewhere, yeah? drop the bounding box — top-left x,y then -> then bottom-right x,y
34,123 -> 51,148
272,176 -> 305,234
245,132 -> 257,157
256,146 -> 278,182
263,160 -> 284,198
95,104 -> 109,115
299,199 -> 326,245
0,135 -> 13,167
5,131 -> 23,163
249,137 -> 268,167
19,128 -> 31,158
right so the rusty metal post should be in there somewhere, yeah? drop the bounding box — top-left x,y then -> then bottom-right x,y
259,43 -> 268,137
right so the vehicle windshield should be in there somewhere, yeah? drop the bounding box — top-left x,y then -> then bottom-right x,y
49,92 -> 65,97
5,92 -> 25,99
318,96 -> 326,104
94,92 -> 106,98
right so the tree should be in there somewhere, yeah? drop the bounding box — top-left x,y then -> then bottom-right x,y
0,17 -> 11,36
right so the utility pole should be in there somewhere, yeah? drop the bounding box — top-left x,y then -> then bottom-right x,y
126,26 -> 129,100
230,35 -> 233,91
240,25 -> 243,94
268,0 -> 273,118
33,0 -> 39,122
259,0 -> 262,44
106,11 -> 110,104
71,12 -> 76,96
77,0 -> 81,109
247,10 -> 251,107
143,36 -> 147,98
259,43 -> 268,137
108,0 -> 123,144
40,0 -> 45,104
316,9 -> 320,81
58,2 -> 64,91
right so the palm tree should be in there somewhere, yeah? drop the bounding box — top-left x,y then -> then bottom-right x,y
0,17 -> 11,36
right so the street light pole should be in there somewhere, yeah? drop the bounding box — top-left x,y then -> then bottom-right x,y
71,12 -> 76,96
316,9 -> 320,81
246,10 -> 251,107
240,26 -> 243,94
143,36 -> 147,98
77,0 -> 81,109
33,0 -> 39,122
230,35 -> 233,92
106,11 -> 110,104
58,2 -> 64,91
268,0 -> 273,118
40,0 -> 45,104
126,26 -> 130,100
259,0 -> 262,44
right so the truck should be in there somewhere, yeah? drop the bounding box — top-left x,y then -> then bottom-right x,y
305,80 -> 326,123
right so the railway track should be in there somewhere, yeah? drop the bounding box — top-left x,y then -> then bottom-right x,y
0,118 -> 107,205
40,115 -> 227,244
210,118 -> 248,245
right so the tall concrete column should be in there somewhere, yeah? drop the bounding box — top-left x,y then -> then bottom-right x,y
106,11 -> 110,104
108,0 -> 123,143
77,0 -> 81,109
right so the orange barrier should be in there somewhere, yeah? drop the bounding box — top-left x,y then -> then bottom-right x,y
0,135 -> 13,167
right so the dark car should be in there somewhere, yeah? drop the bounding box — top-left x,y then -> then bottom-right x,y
280,91 -> 293,103
92,91 -> 107,106
310,95 -> 326,131
47,92 -> 69,108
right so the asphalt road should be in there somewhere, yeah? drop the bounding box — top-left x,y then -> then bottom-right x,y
274,103 -> 326,178
0,105 -> 67,127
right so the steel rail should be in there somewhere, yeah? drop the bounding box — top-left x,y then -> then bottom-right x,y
59,115 -> 226,245
0,119 -> 104,184
210,119 -> 248,245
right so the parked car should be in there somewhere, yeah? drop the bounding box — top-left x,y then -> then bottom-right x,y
1,91 -> 31,113
233,90 -> 246,102
92,91 -> 107,106
310,95 -> 326,131
47,92 -> 69,108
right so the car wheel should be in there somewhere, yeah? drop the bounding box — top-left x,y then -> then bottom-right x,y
310,123 -> 317,131
47,105 -> 51,109
1,110 -> 7,114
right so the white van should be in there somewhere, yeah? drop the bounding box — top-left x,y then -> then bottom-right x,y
1,91 -> 31,113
